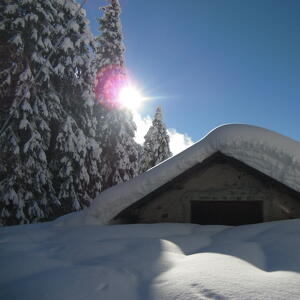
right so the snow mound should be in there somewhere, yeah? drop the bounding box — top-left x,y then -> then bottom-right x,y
1,219 -> 300,299
57,124 -> 300,227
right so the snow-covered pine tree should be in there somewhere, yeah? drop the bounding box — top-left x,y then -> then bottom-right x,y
49,0 -> 102,213
94,0 -> 139,189
100,109 -> 139,188
0,0 -> 103,225
140,107 -> 172,173
94,0 -> 124,67
0,0 -> 60,225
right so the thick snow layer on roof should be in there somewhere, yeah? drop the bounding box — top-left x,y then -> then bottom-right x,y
57,124 -> 300,227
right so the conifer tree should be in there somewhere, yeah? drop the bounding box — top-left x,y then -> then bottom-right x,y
94,0 -> 139,189
0,0 -> 60,225
94,0 -> 124,68
0,0 -> 102,225
50,0 -> 102,212
140,107 -> 172,173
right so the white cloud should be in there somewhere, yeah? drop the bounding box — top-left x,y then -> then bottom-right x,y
167,128 -> 194,155
133,111 -> 194,155
132,111 -> 152,145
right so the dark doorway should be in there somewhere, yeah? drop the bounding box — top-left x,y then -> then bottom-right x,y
191,201 -> 263,225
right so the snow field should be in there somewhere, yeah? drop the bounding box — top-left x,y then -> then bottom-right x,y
1,219 -> 300,299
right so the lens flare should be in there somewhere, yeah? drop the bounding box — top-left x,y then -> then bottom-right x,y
94,64 -> 126,109
117,85 -> 144,110
94,64 -> 146,111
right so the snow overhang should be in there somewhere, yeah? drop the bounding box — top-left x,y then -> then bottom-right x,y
57,124 -> 300,227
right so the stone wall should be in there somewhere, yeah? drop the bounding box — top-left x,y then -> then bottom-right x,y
119,156 -> 300,224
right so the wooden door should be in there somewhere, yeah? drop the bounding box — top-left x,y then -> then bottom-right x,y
191,200 -> 263,225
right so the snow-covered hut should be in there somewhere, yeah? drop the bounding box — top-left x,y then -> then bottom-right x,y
60,124 -> 300,227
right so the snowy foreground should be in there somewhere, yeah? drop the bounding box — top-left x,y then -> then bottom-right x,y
1,219 -> 300,300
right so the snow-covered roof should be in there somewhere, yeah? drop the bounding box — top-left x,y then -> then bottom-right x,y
57,124 -> 300,227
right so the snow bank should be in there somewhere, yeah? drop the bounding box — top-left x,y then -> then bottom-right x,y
57,124 -> 300,227
1,219 -> 300,299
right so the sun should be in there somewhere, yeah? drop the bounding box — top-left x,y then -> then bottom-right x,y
117,85 -> 145,111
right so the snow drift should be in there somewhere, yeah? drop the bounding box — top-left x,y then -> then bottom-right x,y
1,219 -> 300,299
57,124 -> 300,227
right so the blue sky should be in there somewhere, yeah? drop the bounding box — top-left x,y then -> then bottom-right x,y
85,0 -> 300,148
